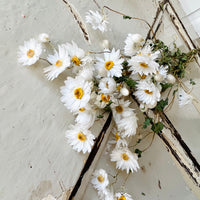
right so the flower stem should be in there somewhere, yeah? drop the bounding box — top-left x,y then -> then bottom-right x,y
103,6 -> 156,40
39,57 -> 51,65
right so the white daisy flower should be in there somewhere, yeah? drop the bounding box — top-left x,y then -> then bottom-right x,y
154,65 -> 168,82
95,48 -> 124,78
128,55 -> 158,76
77,65 -> 94,81
178,88 -> 193,107
91,169 -> 109,191
75,105 -> 96,129
60,77 -> 92,112
115,192 -> 134,200
44,45 -> 70,80
18,38 -> 42,66
66,125 -> 95,154
134,80 -> 161,106
86,10 -> 108,33
116,111 -> 138,138
38,33 -> 49,43
124,33 -> 144,56
111,99 -> 133,121
110,147 -> 139,173
99,77 -> 116,94
95,93 -> 112,109
64,41 -> 91,68
137,45 -> 160,61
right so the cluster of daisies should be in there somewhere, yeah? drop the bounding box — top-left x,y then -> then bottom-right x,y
91,168 -> 134,200
18,9 -> 194,200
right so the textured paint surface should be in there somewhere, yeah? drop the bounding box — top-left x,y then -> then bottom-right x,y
0,0 -> 200,200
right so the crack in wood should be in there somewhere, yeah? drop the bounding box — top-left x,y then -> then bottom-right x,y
68,113 -> 112,200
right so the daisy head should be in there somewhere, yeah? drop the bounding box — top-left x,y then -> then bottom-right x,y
60,77 -> 92,112
38,33 -> 50,43
111,99 -> 132,121
124,33 -> 144,56
64,41 -> 89,67
86,10 -> 108,33
65,125 -> 95,154
115,192 -> 134,200
95,93 -> 112,109
110,147 -> 140,173
95,49 -> 124,78
154,65 -> 168,82
44,45 -> 70,80
91,169 -> 109,191
134,80 -> 161,106
128,55 -> 158,76
18,38 -> 42,66
99,77 -> 117,94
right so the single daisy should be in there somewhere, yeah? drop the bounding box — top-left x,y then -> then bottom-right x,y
178,88 -> 193,107
99,77 -> 116,94
111,99 -> 133,121
154,65 -> 168,82
60,77 -> 92,112
18,38 -> 42,66
64,41 -> 91,68
128,55 -> 158,76
95,48 -> 124,78
124,33 -> 144,56
115,192 -> 134,200
44,45 -> 70,80
65,125 -> 95,154
110,147 -> 140,173
137,45 -> 160,61
75,105 -> 96,129
116,111 -> 138,138
91,169 -> 109,191
86,10 -> 108,32
134,80 -> 161,106
95,93 -> 112,109
38,33 -> 49,43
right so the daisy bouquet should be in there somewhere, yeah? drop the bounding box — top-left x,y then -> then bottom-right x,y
17,2 -> 200,200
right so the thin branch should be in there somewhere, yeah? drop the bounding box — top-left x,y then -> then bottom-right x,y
39,57 -> 51,65
103,6 -> 156,40
93,0 -> 101,9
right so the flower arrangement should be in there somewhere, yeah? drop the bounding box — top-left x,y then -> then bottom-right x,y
18,2 -> 200,200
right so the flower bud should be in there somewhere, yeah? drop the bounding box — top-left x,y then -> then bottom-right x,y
166,74 -> 176,84
154,74 -> 164,82
38,33 -> 49,43
120,87 -> 129,96
101,40 -> 110,49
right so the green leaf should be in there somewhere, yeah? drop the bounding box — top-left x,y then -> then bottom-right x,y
151,122 -> 164,134
143,117 -> 152,129
160,83 -> 173,92
141,192 -> 146,196
155,98 -> 168,112
123,15 -> 132,20
125,78 -> 137,89
135,148 -> 142,158
97,115 -> 104,119
190,78 -> 196,85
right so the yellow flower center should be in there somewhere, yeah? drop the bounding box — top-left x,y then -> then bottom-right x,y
122,153 -> 129,161
74,88 -> 84,99
118,195 -> 126,200
138,73 -> 147,79
79,107 -> 85,112
101,94 -> 110,103
77,132 -> 86,141
27,49 -> 35,58
105,60 -> 114,70
144,89 -> 153,95
97,175 -> 104,183
72,56 -> 81,66
138,52 -> 142,56
115,105 -> 123,113
116,84 -> 121,91
106,82 -> 109,89
55,60 -> 62,67
115,132 -> 120,141
139,62 -> 148,68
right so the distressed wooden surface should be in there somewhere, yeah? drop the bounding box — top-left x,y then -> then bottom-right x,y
0,0 -> 200,200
